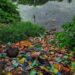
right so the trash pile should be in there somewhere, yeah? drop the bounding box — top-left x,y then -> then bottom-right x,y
0,30 -> 75,75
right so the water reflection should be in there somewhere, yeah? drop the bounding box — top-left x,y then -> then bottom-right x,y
16,0 -> 72,6
13,0 -> 72,5
18,0 -> 75,31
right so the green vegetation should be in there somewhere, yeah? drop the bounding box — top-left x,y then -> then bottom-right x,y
18,0 -> 72,5
0,0 -> 20,24
18,0 -> 49,5
0,0 -> 45,44
0,0 -> 74,50
56,17 -> 75,50
0,22 -> 45,44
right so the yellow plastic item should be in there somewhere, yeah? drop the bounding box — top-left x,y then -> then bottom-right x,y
40,66 -> 49,72
44,55 -> 48,59
29,61 -> 32,66
19,57 -> 26,64
53,68 -> 58,74
7,72 -> 12,75
54,64 -> 62,71
39,72 -> 43,75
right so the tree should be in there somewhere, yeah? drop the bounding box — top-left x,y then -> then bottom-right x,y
0,0 -> 20,24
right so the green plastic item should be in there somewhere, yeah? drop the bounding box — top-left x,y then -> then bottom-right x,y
38,47 -> 44,51
32,60 -> 38,67
50,64 -> 55,72
24,53 -> 28,58
64,55 -> 68,59
39,55 -> 44,59
36,44 -> 42,48
0,53 -> 6,58
56,57 -> 62,63
71,61 -> 75,71
12,60 -> 19,68
64,60 -> 69,64
7,42 -> 12,46
36,44 -> 43,51
30,69 -> 37,75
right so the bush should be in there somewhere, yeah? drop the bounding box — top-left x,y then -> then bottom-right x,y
56,19 -> 75,50
0,22 -> 45,44
0,0 -> 20,24
56,32 -> 71,48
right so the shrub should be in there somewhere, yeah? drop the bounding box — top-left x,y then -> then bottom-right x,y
0,0 -> 20,24
56,20 -> 75,50
0,22 -> 45,44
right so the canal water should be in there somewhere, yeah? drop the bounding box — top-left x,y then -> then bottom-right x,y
18,0 -> 75,31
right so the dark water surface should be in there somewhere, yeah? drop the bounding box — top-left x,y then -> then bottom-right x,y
18,0 -> 75,31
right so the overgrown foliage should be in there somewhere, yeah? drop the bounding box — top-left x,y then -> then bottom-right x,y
56,17 -> 75,50
0,22 -> 45,44
0,0 -> 20,24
